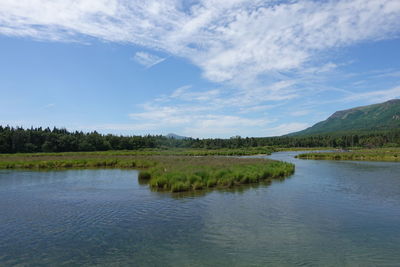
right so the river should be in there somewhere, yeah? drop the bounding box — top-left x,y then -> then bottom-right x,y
0,151 -> 399,266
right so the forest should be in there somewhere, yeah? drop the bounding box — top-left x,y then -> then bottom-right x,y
0,125 -> 399,153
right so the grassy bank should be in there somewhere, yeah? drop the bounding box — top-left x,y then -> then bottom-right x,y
0,147 -> 274,158
0,148 -> 294,192
296,148 -> 400,162
275,147 -> 335,151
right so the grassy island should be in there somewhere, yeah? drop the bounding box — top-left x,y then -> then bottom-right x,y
0,148 -> 295,192
142,157 -> 294,192
296,148 -> 400,162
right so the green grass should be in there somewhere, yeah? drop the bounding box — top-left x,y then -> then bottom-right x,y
296,148 -> 400,162
142,157 -> 294,192
0,147 -> 274,158
0,158 -> 155,169
275,147 -> 335,151
0,148 -> 294,192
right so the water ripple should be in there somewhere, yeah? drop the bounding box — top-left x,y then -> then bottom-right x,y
1,158 -> 400,266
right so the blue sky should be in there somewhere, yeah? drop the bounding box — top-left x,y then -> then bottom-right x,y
0,0 -> 400,138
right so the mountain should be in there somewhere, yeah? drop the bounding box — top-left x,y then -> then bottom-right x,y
289,99 -> 400,136
165,133 -> 189,140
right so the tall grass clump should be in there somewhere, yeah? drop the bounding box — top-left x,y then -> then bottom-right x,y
145,157 -> 294,192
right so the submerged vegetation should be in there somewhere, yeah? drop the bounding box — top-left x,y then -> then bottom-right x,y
0,149 -> 294,192
297,148 -> 400,162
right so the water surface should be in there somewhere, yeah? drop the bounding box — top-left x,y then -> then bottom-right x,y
1,152 -> 399,266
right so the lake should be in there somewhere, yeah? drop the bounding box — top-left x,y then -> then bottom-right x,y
1,151 -> 399,266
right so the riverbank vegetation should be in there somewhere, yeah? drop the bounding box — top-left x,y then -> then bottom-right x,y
0,147 -> 274,158
1,126 -> 399,154
0,151 -> 294,192
297,148 -> 400,162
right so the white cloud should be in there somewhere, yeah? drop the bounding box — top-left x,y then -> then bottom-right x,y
43,103 -> 55,108
345,86 -> 400,103
238,104 -> 277,114
1,0 -> 399,86
266,122 -> 310,136
182,115 -> 271,138
290,110 -> 311,117
153,81 -> 296,113
133,51 -> 166,68
302,63 -> 338,74
1,0 -> 400,137
372,70 -> 400,79
168,85 -> 221,102
170,85 -> 192,98
127,99 -> 274,137
80,123 -> 159,133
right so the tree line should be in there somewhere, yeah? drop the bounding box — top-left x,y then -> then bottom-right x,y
0,125 -> 399,153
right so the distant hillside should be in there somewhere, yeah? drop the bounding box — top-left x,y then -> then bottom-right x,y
166,133 -> 189,140
290,99 -> 400,136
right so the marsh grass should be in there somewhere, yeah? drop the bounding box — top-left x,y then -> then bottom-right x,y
145,157 -> 295,192
0,149 -> 294,192
297,148 -> 400,162
275,147 -> 335,151
0,147 -> 274,158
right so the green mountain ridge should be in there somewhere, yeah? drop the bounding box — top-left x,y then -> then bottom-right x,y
289,99 -> 400,136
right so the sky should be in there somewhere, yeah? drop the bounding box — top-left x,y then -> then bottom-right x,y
0,0 -> 400,138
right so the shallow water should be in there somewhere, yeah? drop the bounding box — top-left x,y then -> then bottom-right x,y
0,152 -> 399,266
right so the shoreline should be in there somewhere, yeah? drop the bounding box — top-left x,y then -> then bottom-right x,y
296,148 -> 400,162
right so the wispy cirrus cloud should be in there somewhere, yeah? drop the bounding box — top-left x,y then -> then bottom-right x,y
266,122 -> 311,136
128,103 -> 273,138
345,86 -> 400,103
133,51 -> 166,68
290,110 -> 312,117
43,103 -> 55,109
1,0 -> 399,85
126,84 -> 278,137
1,0 -> 399,136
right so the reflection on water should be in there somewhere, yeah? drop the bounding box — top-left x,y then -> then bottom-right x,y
1,152 -> 400,266
147,180 -> 275,199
